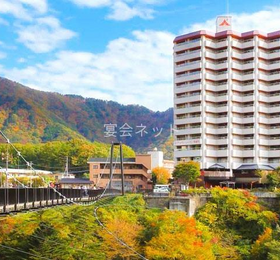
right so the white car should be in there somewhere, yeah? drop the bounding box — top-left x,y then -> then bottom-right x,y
153,185 -> 170,193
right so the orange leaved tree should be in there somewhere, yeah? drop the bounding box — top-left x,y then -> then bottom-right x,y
145,210 -> 215,260
152,167 -> 171,184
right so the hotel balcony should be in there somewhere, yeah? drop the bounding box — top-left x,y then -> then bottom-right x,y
232,84 -> 254,92
174,40 -> 202,52
203,170 -> 232,178
176,127 -> 202,135
205,83 -> 228,92
206,149 -> 229,157
259,51 -> 280,60
259,73 -> 280,82
259,116 -> 280,124
205,94 -> 228,103
232,116 -> 254,124
205,51 -> 228,60
232,138 -> 254,146
205,116 -> 228,124
205,40 -> 228,49
174,51 -> 202,62
206,127 -> 228,135
206,138 -> 228,145
232,127 -> 255,135
259,62 -> 280,71
174,94 -> 202,104
259,128 -> 280,135
174,72 -> 201,84
259,105 -> 280,113
259,94 -> 280,103
259,138 -> 280,146
174,138 -> 202,146
232,105 -> 255,113
206,72 -> 228,81
205,61 -> 228,70
175,116 -> 202,124
232,51 -> 254,60
232,94 -> 254,103
174,61 -> 201,73
258,84 -> 280,92
174,149 -> 202,158
259,40 -> 280,49
232,150 -> 255,157
259,150 -> 280,158
232,40 -> 255,49
232,62 -> 255,71
174,106 -> 202,115
232,73 -> 254,81
206,105 -> 228,113
174,83 -> 202,94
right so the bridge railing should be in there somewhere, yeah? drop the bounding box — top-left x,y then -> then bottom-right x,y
0,188 -> 108,214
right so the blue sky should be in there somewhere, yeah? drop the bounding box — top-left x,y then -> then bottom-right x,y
1,0 -> 280,111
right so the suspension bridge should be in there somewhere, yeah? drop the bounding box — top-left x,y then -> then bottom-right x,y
0,129 -> 126,215
0,130 -> 149,260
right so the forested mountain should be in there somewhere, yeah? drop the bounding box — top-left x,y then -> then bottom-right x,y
0,77 -> 173,155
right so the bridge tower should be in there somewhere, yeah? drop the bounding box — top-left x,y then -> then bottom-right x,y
109,142 -> 125,196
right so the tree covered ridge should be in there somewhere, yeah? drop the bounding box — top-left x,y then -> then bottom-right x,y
0,139 -> 135,172
0,77 -> 173,156
0,189 -> 279,259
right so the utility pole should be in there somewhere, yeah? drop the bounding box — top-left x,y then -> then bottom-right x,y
64,156 -> 69,177
5,143 -> 9,188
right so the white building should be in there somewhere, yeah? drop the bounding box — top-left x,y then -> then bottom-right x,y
173,16 -> 280,175
148,148 -> 174,174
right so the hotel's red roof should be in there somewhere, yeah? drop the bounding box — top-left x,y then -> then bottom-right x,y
174,30 -> 280,43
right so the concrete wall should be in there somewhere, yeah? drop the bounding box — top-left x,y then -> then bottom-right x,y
144,195 -> 209,216
145,194 -> 280,216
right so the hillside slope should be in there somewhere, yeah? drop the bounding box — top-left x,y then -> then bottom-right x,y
0,77 -> 173,155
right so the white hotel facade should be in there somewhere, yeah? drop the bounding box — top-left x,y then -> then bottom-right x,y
173,17 -> 280,175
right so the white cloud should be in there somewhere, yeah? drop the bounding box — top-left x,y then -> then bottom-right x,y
17,57 -> 27,63
1,30 -> 174,111
0,0 -> 48,21
0,0 -> 32,20
16,16 -> 77,53
0,17 -> 9,26
107,1 -> 154,21
181,6 -> 280,34
19,0 -> 48,14
69,0 -> 159,20
0,51 -> 7,59
69,0 -> 111,8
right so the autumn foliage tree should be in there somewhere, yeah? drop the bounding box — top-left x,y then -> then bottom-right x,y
267,167 -> 280,188
0,139 -> 135,172
196,187 -> 278,259
251,226 -> 280,260
152,167 -> 171,184
0,192 -> 279,260
145,210 -> 215,260
172,161 -> 200,188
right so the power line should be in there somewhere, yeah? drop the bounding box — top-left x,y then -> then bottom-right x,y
0,244 -> 51,260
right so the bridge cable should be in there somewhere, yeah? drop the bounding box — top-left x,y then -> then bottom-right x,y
0,130 -> 80,204
0,244 -> 51,260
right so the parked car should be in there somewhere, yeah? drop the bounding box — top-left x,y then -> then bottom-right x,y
153,184 -> 170,193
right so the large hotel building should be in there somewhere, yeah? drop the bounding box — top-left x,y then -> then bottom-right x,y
173,17 -> 280,185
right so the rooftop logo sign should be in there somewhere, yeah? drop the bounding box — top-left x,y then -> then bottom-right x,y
216,16 -> 232,32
